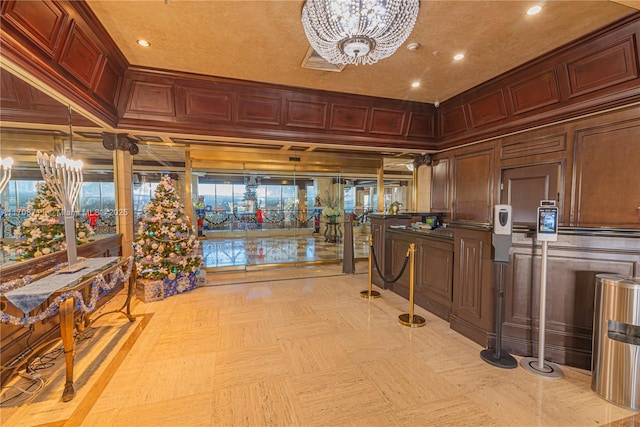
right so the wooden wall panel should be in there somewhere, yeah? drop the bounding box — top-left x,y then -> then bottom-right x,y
237,95 -> 280,125
330,104 -> 368,132
26,84 -> 63,109
500,133 -> 567,160
418,243 -> 453,304
1,1 -> 128,126
572,118 -> 640,226
501,162 -> 562,224
566,37 -> 638,98
437,14 -> 640,149
407,112 -> 435,138
285,100 -> 326,129
115,69 -> 435,149
179,86 -> 232,122
58,22 -> 103,88
430,157 -> 450,212
508,69 -> 560,115
2,0 -> 67,57
0,69 -> 95,126
126,81 -> 175,117
94,59 -> 122,106
457,238 -> 482,318
466,90 -> 507,128
1,70 -> 22,105
503,232 -> 640,369
452,150 -> 494,222
369,108 -> 405,136
451,227 -> 494,347
440,105 -> 468,137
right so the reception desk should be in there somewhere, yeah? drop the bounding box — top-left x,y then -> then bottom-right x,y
385,227 -> 454,321
369,213 -> 444,288
384,225 -> 640,370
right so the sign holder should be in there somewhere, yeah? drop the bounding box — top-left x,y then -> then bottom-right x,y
520,201 -> 564,379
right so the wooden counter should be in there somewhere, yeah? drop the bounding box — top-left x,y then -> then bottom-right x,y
385,228 -> 454,321
503,227 -> 640,369
369,213 -> 443,289
386,224 -> 640,370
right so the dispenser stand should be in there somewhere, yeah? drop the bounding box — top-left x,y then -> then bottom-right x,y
480,262 -> 517,369
520,240 -> 563,379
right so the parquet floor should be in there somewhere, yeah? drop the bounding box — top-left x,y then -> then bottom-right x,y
1,263 -> 638,426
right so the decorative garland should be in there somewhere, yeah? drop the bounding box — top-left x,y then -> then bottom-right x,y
0,257 -> 134,326
0,263 -> 66,294
204,212 -> 315,226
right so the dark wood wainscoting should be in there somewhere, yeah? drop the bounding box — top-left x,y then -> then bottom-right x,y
502,230 -> 640,369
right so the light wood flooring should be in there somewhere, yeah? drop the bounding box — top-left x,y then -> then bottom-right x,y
1,263 -> 638,426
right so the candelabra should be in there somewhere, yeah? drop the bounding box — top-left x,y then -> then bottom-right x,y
37,151 -> 85,272
0,156 -> 13,194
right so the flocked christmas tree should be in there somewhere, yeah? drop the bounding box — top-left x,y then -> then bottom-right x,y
6,182 -> 94,260
134,174 -> 201,280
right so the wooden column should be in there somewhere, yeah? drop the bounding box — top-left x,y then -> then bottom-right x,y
114,149 -> 134,258
185,146 -> 194,226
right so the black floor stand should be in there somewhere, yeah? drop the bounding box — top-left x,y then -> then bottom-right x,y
480,263 -> 517,369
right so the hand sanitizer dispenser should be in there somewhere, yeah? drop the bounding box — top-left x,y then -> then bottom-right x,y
492,205 -> 512,263
493,205 -> 512,235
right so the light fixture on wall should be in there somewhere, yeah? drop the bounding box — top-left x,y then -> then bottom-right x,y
301,0 -> 420,66
0,156 -> 13,194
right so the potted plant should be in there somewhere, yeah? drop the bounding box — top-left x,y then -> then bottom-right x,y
321,190 -> 342,222
388,201 -> 403,214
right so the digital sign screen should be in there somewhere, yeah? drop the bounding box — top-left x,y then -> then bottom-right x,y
538,207 -> 558,234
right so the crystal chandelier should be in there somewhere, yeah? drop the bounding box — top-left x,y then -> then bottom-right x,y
301,0 -> 420,66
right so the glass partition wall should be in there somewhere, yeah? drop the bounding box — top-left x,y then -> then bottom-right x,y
192,165 -> 378,270
0,129 -> 119,264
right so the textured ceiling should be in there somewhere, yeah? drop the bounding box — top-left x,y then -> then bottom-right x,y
86,0 -> 637,104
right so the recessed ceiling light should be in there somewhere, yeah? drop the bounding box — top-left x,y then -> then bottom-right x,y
411,81 -> 420,88
454,53 -> 464,61
527,5 -> 542,15
137,39 -> 151,47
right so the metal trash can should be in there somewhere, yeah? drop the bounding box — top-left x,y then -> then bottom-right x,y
592,274 -> 640,411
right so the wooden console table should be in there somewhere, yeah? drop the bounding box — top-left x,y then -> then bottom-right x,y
1,256 -> 135,401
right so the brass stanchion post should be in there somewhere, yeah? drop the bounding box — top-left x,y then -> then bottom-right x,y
360,234 -> 380,299
399,243 -> 425,327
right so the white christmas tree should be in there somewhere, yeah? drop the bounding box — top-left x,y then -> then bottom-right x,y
5,182 -> 94,260
134,175 -> 201,280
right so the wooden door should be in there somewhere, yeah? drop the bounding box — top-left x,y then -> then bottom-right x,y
501,163 -> 561,224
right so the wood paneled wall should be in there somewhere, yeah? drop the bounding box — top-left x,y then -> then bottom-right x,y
436,12 -> 640,149
2,2 -> 638,154
504,231 -> 640,369
116,68 -> 436,150
432,106 -> 640,228
0,0 -> 128,126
